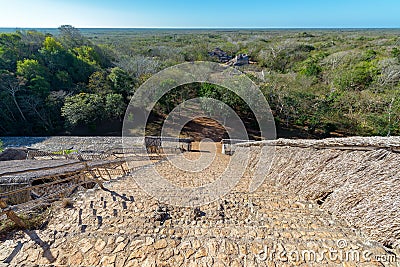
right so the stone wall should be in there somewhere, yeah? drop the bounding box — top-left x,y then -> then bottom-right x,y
236,136 -> 400,249
1,136 -> 191,153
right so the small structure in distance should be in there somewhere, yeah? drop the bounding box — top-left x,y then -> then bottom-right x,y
208,47 -> 232,63
208,48 -> 250,66
227,54 -> 250,66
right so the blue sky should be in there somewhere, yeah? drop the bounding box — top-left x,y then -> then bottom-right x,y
0,0 -> 399,28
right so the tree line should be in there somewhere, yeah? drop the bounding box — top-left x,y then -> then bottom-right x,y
1,27 -> 400,137
0,26 -> 132,135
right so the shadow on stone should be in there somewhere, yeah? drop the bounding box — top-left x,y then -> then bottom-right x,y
23,230 -> 55,263
3,241 -> 23,264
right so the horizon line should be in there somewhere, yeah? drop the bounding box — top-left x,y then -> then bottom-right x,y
1,26 -> 400,30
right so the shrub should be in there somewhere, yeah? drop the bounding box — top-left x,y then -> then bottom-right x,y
335,61 -> 378,91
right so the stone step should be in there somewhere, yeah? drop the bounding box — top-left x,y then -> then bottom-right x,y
4,150 -> 397,267
49,233 -> 390,267
59,209 -> 340,227
72,197 -> 322,213
52,213 -> 358,238
70,202 -> 327,217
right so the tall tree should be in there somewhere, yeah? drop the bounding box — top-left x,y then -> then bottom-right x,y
58,25 -> 86,48
0,71 -> 27,121
0,33 -> 23,71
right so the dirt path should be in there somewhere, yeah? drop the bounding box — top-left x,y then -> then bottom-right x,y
0,144 -> 396,266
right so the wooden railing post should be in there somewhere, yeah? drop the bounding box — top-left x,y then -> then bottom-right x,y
105,168 -> 112,180
120,164 -> 127,175
0,199 -> 26,228
83,163 -> 105,190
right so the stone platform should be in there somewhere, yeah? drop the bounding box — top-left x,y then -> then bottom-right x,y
0,141 -> 397,266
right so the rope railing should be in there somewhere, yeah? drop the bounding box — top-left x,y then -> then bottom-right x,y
0,159 -> 127,227
23,136 -> 193,161
0,179 -> 93,224
27,149 -> 115,161
0,136 -> 191,227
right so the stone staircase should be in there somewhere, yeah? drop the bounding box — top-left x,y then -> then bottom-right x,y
0,149 -> 398,266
